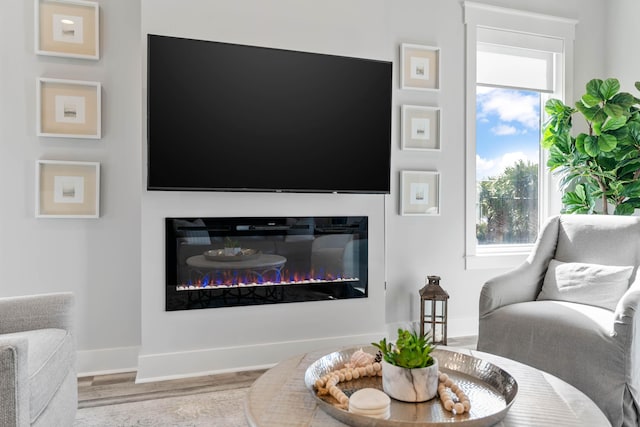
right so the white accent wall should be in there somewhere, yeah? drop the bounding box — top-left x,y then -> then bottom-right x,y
0,0 -> 142,374
1,0 -> 625,379
605,0 -> 640,94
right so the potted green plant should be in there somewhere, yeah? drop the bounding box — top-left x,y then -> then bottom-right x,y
223,237 -> 241,256
372,328 -> 438,402
542,78 -> 640,215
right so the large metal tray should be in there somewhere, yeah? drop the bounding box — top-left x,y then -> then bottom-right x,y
304,347 -> 518,427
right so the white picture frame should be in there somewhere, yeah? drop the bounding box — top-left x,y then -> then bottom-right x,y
36,160 -> 100,218
37,77 -> 101,139
35,0 -> 100,60
400,170 -> 440,216
401,105 -> 441,151
400,43 -> 440,91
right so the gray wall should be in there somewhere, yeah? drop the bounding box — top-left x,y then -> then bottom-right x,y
1,0 -> 619,376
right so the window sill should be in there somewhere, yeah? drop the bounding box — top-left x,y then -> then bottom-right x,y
465,252 -> 528,270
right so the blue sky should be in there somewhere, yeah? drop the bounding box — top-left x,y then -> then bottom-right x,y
476,87 -> 541,180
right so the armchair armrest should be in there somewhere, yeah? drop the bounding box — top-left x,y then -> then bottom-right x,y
614,277 -> 640,401
479,263 -> 543,316
0,292 -> 74,335
479,216 -> 560,317
614,277 -> 640,340
0,336 -> 30,426
615,277 -> 640,324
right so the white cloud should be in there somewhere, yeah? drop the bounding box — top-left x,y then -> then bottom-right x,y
491,124 -> 517,136
477,88 -> 540,132
477,151 -> 532,180
476,155 -> 496,180
499,151 -> 529,171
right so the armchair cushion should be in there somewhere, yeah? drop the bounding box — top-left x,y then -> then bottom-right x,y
537,259 -> 634,311
2,328 -> 75,423
479,300 -> 621,401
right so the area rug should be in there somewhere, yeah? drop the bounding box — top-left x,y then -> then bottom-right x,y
74,387 -> 249,426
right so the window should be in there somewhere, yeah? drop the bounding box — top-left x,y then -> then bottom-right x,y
464,2 -> 576,269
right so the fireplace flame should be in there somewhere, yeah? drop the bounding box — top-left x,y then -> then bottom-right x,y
177,267 -> 358,291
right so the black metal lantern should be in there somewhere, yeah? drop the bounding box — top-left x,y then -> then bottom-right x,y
419,275 -> 449,345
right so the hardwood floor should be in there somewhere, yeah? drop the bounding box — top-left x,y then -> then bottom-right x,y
77,335 -> 477,407
77,369 -> 267,409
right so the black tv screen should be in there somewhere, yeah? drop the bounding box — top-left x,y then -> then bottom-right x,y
147,34 -> 392,194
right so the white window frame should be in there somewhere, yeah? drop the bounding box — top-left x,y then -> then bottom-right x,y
463,1 -> 577,270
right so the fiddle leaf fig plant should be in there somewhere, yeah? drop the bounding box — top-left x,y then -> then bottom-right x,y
542,78 -> 640,215
372,328 -> 435,369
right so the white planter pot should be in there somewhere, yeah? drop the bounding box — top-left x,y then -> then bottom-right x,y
381,358 -> 439,402
224,247 -> 241,256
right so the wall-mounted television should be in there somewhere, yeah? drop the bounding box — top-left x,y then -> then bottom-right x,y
147,34 -> 392,194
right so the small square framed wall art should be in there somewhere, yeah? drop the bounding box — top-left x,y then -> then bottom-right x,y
35,0 -> 100,60
400,170 -> 440,216
400,43 -> 440,91
37,77 -> 101,139
36,160 -> 100,218
401,105 -> 441,151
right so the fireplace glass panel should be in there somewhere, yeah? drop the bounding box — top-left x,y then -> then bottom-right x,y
165,216 -> 368,310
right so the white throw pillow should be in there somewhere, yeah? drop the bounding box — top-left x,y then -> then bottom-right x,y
537,259 -> 634,311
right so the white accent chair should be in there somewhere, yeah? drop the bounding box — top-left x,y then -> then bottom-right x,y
478,214 -> 640,427
0,293 -> 77,426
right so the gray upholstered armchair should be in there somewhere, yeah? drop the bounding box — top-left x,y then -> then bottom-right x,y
477,214 -> 640,427
0,293 -> 77,426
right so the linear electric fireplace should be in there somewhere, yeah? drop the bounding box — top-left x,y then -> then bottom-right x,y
165,216 -> 368,311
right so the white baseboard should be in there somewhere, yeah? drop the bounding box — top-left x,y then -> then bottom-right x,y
75,319 -> 478,380
76,346 -> 140,377
135,331 -> 385,383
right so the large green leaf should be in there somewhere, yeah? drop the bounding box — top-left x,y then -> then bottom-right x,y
598,133 -> 618,152
626,197 -> 640,208
562,186 -> 593,214
635,81 -> 640,92
574,133 -> 587,153
593,108 -> 608,124
614,203 -> 635,215
611,92 -> 636,108
581,93 -> 601,108
583,135 -> 600,156
547,145 -> 570,170
628,121 -> 640,144
604,103 -> 626,118
622,180 -> 640,198
599,78 -> 620,100
618,158 -> 640,177
601,116 -> 628,132
544,98 -> 570,115
575,102 -> 601,121
597,154 -> 619,172
608,126 -> 630,143
586,79 -> 604,100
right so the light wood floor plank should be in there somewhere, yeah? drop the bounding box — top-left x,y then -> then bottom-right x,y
78,369 -> 266,409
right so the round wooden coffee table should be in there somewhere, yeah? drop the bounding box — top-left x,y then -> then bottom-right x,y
244,346 -> 611,426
